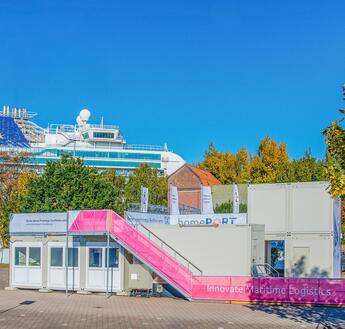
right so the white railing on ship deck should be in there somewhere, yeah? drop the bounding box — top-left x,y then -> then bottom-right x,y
0,143 -> 170,153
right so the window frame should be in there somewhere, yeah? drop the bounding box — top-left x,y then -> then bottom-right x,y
28,247 -> 41,267
105,247 -> 120,268
86,245 -> 121,270
67,247 -> 79,268
88,247 -> 103,269
93,131 -> 115,139
50,247 -> 64,268
13,243 -> 42,268
14,246 -> 27,267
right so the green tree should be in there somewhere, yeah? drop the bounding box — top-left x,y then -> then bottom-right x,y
20,156 -> 126,214
275,149 -> 326,183
125,164 -> 168,206
214,201 -> 247,213
323,109 -> 345,198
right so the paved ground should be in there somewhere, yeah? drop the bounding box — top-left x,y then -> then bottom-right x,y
0,268 -> 344,329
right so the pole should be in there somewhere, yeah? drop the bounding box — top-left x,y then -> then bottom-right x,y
106,210 -> 110,298
106,229 -> 110,298
65,211 -> 69,297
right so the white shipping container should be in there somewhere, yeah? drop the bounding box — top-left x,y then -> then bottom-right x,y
248,182 -> 341,278
248,182 -> 334,233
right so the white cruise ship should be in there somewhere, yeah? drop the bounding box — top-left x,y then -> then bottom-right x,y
0,106 -> 185,176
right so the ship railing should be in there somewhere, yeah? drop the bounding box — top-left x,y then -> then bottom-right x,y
0,143 -> 171,154
125,144 -> 168,151
83,124 -> 120,130
47,124 -> 76,134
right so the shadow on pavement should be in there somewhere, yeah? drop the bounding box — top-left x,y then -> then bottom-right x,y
245,304 -> 345,328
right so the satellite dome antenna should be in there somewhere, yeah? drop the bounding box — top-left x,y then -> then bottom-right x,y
79,108 -> 91,125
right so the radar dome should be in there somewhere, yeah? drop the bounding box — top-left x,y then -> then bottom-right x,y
79,109 -> 91,122
76,115 -> 82,125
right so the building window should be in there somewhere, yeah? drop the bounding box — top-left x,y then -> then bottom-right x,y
50,248 -> 63,267
93,132 -> 114,139
82,132 -> 89,140
67,248 -> 79,267
89,248 -> 102,268
15,247 -> 26,266
105,248 -> 119,268
28,247 -> 41,266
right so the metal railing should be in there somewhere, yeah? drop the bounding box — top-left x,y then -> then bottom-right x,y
127,203 -> 169,214
251,263 -> 280,277
179,204 -> 201,215
126,213 -> 203,276
125,144 -> 167,151
84,124 -> 120,130
127,203 -> 202,215
0,143 -> 169,153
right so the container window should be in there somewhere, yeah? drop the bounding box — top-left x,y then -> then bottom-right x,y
50,248 -> 63,267
89,248 -> 102,268
28,247 -> 41,266
105,248 -> 119,268
15,247 -> 26,266
67,248 -> 79,267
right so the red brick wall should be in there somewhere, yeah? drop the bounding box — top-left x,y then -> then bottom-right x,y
178,190 -> 201,209
168,166 -> 201,209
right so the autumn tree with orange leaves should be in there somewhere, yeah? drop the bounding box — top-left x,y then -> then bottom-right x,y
0,151 -> 36,247
200,137 -> 325,185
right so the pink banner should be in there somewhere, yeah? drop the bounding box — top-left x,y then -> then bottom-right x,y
69,210 -> 108,232
192,276 -> 345,305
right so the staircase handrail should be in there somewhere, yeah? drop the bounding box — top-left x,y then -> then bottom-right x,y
252,263 -> 280,277
264,263 -> 280,277
140,223 -> 203,276
126,214 -> 203,276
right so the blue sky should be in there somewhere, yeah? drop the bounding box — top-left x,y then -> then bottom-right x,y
0,1 -> 344,163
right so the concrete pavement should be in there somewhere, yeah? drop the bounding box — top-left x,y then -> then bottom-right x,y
0,268 -> 343,329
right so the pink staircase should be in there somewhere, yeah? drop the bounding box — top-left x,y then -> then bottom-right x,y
69,209 -> 195,298
111,212 -> 194,296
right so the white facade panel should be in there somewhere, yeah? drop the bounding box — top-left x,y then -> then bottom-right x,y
287,234 -> 333,278
290,183 -> 332,232
148,224 -> 265,277
248,184 -> 288,232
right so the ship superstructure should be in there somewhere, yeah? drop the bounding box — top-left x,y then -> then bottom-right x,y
0,106 -> 185,175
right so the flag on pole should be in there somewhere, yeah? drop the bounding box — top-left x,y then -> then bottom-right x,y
233,183 -> 240,214
169,185 -> 180,215
201,186 -> 214,214
140,186 -> 149,213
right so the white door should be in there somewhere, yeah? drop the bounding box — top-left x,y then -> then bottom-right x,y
86,243 -> 121,292
12,242 -> 42,288
47,242 -> 80,290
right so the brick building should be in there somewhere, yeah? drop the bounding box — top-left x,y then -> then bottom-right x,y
168,164 -> 221,209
